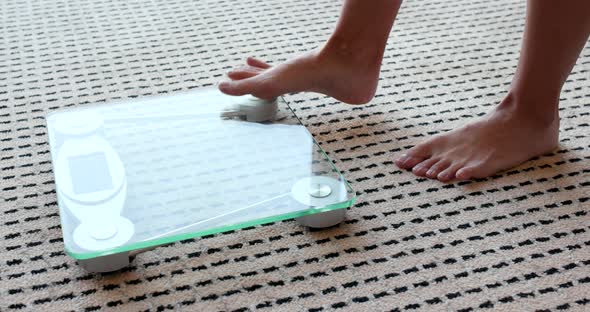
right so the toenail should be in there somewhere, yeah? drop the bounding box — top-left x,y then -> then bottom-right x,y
414,166 -> 425,173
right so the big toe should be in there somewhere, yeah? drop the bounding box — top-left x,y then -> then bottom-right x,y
219,78 -> 277,99
396,143 -> 432,169
455,166 -> 480,180
219,79 -> 252,96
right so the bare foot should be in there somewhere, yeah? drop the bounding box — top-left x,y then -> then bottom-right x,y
218,48 -> 381,104
395,94 -> 560,181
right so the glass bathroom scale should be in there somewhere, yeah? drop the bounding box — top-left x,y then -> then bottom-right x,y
46,88 -> 356,272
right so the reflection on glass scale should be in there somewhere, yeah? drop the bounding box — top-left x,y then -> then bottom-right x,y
47,88 -> 355,272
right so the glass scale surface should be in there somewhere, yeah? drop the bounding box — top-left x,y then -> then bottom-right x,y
46,88 -> 356,272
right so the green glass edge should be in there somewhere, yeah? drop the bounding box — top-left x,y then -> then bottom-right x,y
279,96 -> 356,195
66,196 -> 356,260
58,94 -> 357,260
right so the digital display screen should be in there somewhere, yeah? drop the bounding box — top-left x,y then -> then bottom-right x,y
68,152 -> 114,195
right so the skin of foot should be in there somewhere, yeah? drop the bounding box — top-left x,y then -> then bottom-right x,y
219,0 -> 400,104
394,94 -> 560,182
218,48 -> 381,104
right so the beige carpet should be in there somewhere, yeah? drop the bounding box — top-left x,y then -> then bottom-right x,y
1,0 -> 589,311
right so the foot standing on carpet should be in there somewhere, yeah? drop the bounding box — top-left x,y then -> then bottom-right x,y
219,0 -> 590,182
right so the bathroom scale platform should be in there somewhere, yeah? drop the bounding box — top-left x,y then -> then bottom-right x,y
46,88 -> 356,272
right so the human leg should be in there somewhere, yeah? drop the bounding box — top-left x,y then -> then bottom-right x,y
395,0 -> 590,181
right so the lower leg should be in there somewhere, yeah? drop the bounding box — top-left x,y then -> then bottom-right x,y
396,0 -> 590,181
321,0 -> 401,68
509,0 -> 590,122
219,0 -> 402,104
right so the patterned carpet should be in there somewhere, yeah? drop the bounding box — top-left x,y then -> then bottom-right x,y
1,0 -> 589,311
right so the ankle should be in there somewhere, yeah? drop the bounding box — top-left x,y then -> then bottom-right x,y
498,91 -> 560,127
320,35 -> 383,70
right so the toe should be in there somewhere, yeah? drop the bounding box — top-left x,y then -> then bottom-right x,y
395,154 -> 426,169
219,78 -> 259,96
425,160 -> 451,179
247,57 -> 271,69
219,80 -> 249,96
227,66 -> 263,80
412,158 -> 439,177
457,163 -> 505,180
227,71 -> 258,80
455,166 -> 478,180
437,163 -> 463,182
219,77 -> 278,100
396,143 -> 433,169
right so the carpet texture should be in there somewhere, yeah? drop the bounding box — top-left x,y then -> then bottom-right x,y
1,0 -> 589,311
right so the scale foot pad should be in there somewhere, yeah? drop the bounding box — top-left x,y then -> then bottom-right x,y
296,209 -> 346,228
78,252 -> 131,273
